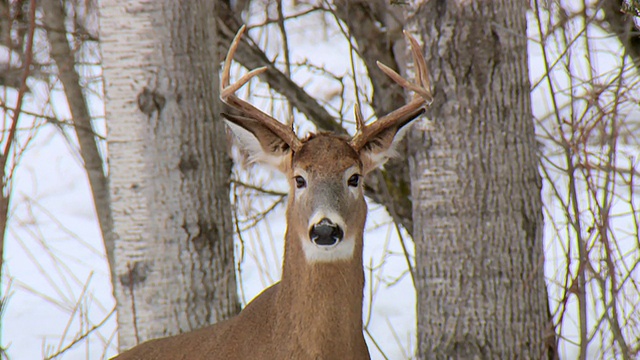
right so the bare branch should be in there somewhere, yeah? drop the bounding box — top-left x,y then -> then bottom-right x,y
41,0 -> 116,284
216,3 -> 345,134
44,307 -> 116,360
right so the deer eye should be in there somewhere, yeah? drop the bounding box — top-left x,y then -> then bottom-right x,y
294,176 -> 306,189
348,174 -> 361,187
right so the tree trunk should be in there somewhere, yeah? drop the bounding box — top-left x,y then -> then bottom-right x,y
41,0 -> 117,287
408,2 -> 555,358
100,1 -> 239,351
603,0 -> 640,71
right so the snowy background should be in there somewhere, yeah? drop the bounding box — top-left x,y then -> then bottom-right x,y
2,1 -> 639,359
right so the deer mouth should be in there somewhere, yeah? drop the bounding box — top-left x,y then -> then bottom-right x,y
309,218 -> 344,247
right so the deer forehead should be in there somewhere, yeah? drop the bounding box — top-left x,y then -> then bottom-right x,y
291,134 -> 362,176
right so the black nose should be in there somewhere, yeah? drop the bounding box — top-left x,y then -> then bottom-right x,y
309,218 -> 344,246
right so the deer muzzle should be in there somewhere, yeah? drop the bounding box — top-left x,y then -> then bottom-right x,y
309,218 -> 344,247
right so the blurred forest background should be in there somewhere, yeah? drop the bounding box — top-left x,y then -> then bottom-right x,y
1,0 -> 639,359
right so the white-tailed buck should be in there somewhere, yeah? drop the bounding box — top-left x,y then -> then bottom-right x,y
114,25 -> 432,360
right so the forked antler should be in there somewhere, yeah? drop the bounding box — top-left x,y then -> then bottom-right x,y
222,26 -> 432,154
349,31 -> 433,151
220,25 -> 303,152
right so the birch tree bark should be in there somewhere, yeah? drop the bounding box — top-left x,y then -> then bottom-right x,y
407,2 -> 555,358
100,1 -> 239,351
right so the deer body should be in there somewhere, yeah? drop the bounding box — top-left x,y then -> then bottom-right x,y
113,26 -> 431,360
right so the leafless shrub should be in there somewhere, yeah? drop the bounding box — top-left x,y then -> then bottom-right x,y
532,1 -> 640,358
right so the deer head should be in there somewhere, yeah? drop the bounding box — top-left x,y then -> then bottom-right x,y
222,26 -> 432,266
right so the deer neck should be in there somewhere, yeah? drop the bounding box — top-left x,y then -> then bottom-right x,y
275,229 -> 365,352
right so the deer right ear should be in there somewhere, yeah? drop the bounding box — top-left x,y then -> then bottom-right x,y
223,113 -> 293,172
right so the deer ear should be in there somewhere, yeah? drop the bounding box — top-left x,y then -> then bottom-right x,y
223,113 -> 292,172
358,122 -> 412,175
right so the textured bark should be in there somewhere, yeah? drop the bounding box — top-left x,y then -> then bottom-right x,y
100,0 -> 239,351
41,0 -> 117,286
408,1 -> 555,358
0,0 -> 26,90
603,0 -> 640,71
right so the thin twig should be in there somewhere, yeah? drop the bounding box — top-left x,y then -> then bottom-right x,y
44,307 -> 116,360
231,179 -> 287,197
275,0 -> 294,125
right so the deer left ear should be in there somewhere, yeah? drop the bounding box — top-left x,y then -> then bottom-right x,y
358,122 -> 413,175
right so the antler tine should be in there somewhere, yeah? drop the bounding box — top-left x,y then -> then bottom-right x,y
221,25 -> 302,152
349,31 -> 433,151
405,30 -> 432,100
221,25 -> 246,91
354,103 -> 365,133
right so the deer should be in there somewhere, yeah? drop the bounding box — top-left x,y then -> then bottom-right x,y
113,25 -> 432,360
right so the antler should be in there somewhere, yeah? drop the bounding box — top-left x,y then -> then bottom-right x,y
221,25 -> 302,152
349,31 -> 433,151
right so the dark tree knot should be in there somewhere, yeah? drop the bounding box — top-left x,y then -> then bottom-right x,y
137,86 -> 166,116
